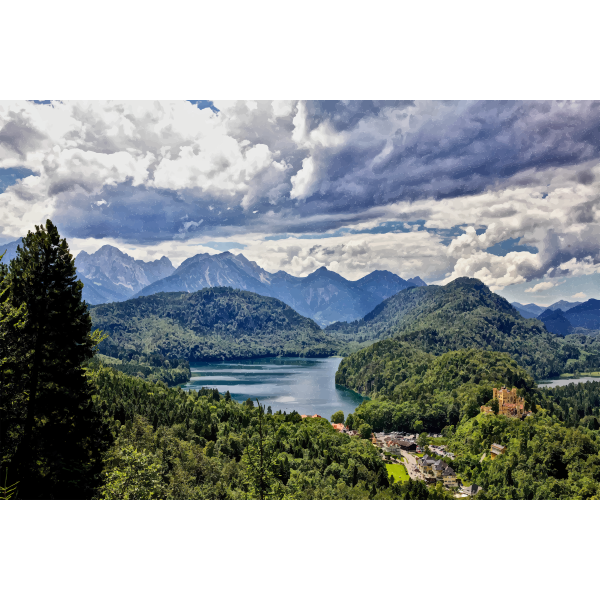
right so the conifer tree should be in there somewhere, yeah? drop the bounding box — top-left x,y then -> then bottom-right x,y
5,220 -> 109,498
0,257 -> 28,488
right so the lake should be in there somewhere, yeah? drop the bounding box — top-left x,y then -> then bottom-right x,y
181,357 -> 369,420
538,376 -> 600,388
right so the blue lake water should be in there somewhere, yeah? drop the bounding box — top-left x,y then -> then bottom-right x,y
181,356 -> 369,420
538,376 -> 600,388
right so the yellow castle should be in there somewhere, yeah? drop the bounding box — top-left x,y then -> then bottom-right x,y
481,386 -> 526,418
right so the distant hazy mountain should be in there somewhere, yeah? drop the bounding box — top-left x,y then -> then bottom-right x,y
134,251 -> 270,296
538,308 -> 574,336
0,238 -> 22,265
561,299 -> 600,330
406,276 -> 427,288
76,245 -> 175,304
3,238 -> 426,324
513,307 -> 540,319
511,301 -> 545,318
533,299 -> 599,333
134,251 -> 424,326
512,299 -> 583,320
547,299 -> 584,312
354,271 -> 425,303
279,266 -> 379,325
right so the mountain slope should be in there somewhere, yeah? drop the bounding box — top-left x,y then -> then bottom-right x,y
282,266 -> 377,325
133,251 -> 272,297
337,346 -> 538,432
563,299 -> 600,330
511,302 -> 544,318
354,271 -> 412,301
328,277 -> 596,379
76,245 -> 175,304
538,309 -> 574,336
90,287 -> 340,362
548,299 -> 583,312
0,238 -> 21,265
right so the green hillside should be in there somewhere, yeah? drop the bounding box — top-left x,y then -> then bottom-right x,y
329,278 -> 600,379
446,411 -> 600,499
87,364 -> 393,499
340,347 -> 539,433
90,287 -> 340,363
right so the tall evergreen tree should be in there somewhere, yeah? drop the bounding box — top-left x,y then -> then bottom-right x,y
0,257 -> 28,494
5,220 -> 109,498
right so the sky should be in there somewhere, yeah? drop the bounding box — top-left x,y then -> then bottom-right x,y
1,99 -> 600,306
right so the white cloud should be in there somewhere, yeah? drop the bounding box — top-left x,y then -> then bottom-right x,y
271,100 -> 295,119
571,292 -> 588,299
232,229 -> 451,280
525,281 -> 561,293
1,100 -> 600,295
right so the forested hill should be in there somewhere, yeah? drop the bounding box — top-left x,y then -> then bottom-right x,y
328,277 -> 599,379
339,346 -> 539,433
90,287 -> 340,362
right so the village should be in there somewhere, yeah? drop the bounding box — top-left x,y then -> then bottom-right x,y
366,430 -> 484,498
322,386 -> 531,498
308,388 -> 520,499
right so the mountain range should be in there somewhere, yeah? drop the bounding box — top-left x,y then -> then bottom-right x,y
511,300 -> 583,319
537,299 -> 600,335
132,250 -> 426,326
1,238 -> 426,326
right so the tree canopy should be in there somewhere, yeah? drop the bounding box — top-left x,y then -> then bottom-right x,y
90,287 -> 340,369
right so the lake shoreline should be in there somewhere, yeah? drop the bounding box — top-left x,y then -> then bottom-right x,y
182,356 -> 368,420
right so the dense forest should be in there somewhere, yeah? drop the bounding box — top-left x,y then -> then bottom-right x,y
328,278 -> 600,379
90,288 -> 340,367
90,363 -> 452,499
89,353 -> 191,386
445,410 -> 600,499
339,346 -> 539,433
562,332 -> 600,374
542,380 -> 600,428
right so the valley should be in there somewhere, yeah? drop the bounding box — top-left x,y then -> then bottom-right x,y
4,224 -> 600,500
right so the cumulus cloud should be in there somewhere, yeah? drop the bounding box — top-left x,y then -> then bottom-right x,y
232,229 -> 452,280
1,100 -> 600,293
525,281 -> 562,293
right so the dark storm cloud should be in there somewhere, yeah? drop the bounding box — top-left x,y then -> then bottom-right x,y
4,100 -> 600,251
0,112 -> 46,157
299,100 -> 600,216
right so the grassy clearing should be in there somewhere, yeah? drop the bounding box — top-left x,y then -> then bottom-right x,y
386,463 -> 410,483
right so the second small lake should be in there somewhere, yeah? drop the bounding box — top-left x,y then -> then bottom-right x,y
538,376 -> 600,388
181,356 -> 368,420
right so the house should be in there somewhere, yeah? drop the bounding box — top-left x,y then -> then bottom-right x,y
312,414 -> 322,419
432,459 -> 448,479
346,430 -> 360,437
490,443 -> 506,460
393,440 -> 417,452
462,483 -> 481,496
442,466 -> 458,487
384,441 -> 406,456
332,423 -> 347,432
417,455 -> 436,474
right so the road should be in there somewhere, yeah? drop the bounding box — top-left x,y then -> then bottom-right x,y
400,450 -> 423,481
